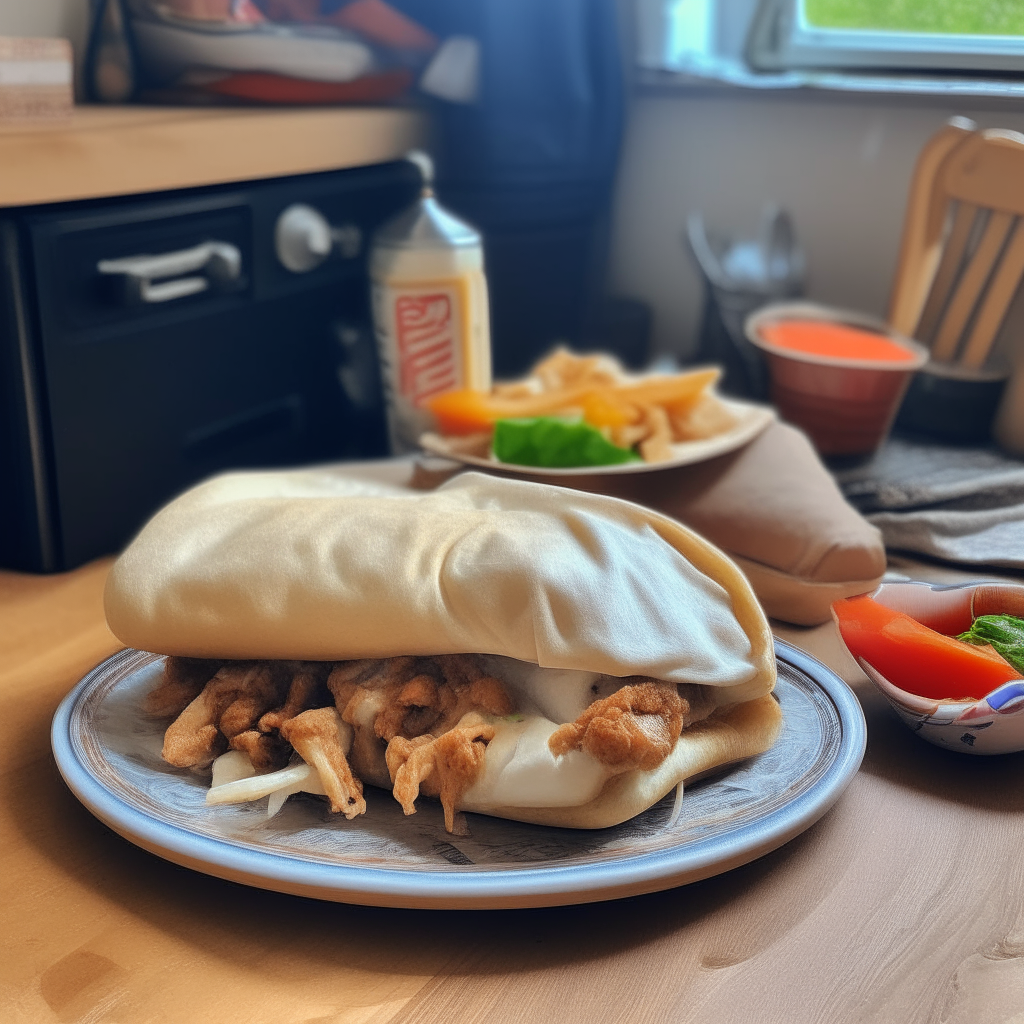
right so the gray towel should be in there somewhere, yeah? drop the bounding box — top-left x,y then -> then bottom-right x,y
835,439 -> 1024,568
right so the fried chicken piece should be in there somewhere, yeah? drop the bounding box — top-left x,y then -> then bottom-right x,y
373,674 -> 441,742
328,658 -> 384,686
548,682 -> 687,772
386,713 -> 495,832
458,674 -> 515,722
326,657 -> 408,710
333,655 -> 513,739
213,663 -> 291,770
432,655 -> 515,733
147,657 -> 222,718
228,729 -> 290,772
331,659 -> 440,786
210,661 -> 330,773
280,707 -> 365,820
433,653 -> 480,688
327,655 -> 514,801
259,661 -> 330,733
338,686 -> 393,788
219,663 -> 284,739
162,662 -> 263,768
385,734 -> 433,812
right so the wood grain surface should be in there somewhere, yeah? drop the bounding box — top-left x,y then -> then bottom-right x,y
0,105 -> 427,207
2,558 -> 1024,1024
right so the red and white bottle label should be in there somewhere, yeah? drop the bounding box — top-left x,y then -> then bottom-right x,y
394,289 -> 462,405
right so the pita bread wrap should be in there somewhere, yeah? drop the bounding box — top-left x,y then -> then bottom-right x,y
105,468 -> 781,829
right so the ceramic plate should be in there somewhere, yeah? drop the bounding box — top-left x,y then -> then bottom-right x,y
51,640 -> 863,910
419,398 -> 775,477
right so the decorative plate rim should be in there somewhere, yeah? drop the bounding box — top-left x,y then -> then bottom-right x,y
51,639 -> 865,909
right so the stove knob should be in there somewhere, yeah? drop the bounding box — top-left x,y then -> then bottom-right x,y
275,204 -> 333,273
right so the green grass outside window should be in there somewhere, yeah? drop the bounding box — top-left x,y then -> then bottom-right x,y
804,0 -> 1024,36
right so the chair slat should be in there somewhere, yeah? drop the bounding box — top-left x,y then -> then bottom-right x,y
931,210 -> 1013,362
943,130 -> 1024,217
914,201 -> 977,347
961,217 -> 1024,369
888,118 -> 976,337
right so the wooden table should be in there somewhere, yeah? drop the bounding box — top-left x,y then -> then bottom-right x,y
2,556 -> 1023,1024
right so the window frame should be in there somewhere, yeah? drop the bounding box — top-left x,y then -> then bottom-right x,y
746,0 -> 1024,76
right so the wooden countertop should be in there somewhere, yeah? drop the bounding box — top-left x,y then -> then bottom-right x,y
0,104 -> 428,207
3,547 -> 1023,1023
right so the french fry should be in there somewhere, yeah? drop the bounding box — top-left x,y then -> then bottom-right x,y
426,348 -> 736,465
580,392 -> 640,429
427,365 -> 721,438
610,368 -> 720,409
639,405 -> 674,463
670,392 -> 739,442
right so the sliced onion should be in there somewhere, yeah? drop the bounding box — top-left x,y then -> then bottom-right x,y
206,762 -> 314,805
665,780 -> 686,829
210,749 -> 256,788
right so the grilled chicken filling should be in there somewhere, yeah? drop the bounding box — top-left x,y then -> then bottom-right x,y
151,654 -> 718,832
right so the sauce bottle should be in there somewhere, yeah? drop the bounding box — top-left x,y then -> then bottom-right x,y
370,151 -> 492,452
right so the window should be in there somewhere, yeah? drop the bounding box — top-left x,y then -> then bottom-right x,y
638,0 -> 1024,94
748,0 -> 1024,74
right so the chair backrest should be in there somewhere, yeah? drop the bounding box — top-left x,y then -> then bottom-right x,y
889,121 -> 1024,370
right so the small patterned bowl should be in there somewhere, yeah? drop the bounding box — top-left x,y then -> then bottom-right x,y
834,580 -> 1024,755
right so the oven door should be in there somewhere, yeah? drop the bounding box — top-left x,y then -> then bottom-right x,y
10,162 -> 417,570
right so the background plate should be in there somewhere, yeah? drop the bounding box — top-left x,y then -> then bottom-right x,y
52,640 -> 864,909
419,398 -> 775,477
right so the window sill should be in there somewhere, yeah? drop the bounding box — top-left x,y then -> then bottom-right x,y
637,62 -> 1024,103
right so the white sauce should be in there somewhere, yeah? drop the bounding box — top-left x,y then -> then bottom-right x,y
479,654 -> 621,724
463,656 -> 645,809
462,715 -> 609,809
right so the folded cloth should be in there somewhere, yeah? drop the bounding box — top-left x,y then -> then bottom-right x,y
472,421 -> 886,627
835,438 -> 1024,570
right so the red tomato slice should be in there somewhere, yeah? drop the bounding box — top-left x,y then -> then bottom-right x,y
832,594 -> 1022,701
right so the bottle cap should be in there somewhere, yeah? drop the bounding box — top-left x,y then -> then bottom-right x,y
372,150 -> 481,251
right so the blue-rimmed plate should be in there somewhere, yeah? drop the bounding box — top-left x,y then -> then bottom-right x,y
51,640 -> 864,909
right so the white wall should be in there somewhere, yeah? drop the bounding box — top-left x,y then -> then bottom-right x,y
608,90 -> 1024,358
0,0 -> 87,40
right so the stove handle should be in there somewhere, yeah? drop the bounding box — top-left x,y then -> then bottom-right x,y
97,240 -> 244,304
275,204 -> 362,273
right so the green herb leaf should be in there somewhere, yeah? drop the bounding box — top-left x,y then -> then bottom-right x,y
957,614 -> 1024,673
492,417 -> 642,468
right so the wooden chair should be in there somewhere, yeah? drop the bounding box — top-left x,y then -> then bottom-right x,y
888,118 -> 1024,370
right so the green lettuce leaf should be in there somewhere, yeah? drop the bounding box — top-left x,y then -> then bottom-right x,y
492,417 -> 642,468
957,614 -> 1024,673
